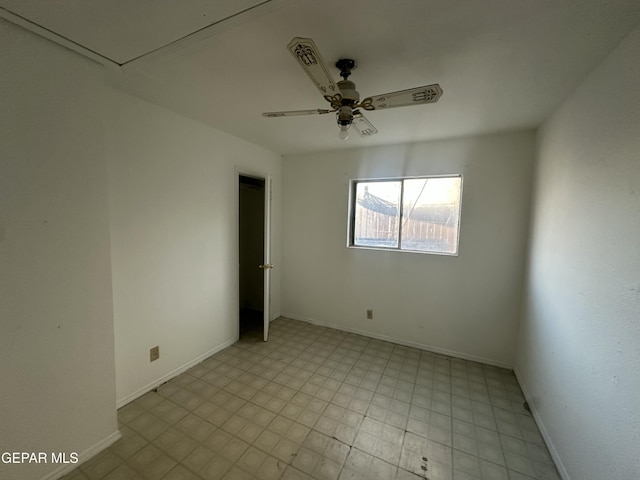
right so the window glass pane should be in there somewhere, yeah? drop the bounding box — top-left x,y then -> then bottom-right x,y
401,177 -> 461,254
354,181 -> 401,248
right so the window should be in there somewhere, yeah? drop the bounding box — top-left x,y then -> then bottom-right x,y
348,175 -> 463,255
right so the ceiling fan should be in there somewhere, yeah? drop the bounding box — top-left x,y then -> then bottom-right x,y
262,37 -> 443,140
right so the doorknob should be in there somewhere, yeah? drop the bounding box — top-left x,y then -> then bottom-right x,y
258,264 -> 274,269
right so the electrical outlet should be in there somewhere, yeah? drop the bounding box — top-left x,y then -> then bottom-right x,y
367,309 -> 373,319
150,346 -> 160,362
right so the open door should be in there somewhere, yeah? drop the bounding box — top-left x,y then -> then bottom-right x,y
238,174 -> 272,342
260,176 -> 272,342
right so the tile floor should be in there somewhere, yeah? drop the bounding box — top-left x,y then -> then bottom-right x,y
62,317 -> 561,480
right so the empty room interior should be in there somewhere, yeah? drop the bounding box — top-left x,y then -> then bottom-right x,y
1,1 -> 639,480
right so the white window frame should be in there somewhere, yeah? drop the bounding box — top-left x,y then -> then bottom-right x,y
347,174 -> 463,256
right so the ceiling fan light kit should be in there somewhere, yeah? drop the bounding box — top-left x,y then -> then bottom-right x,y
262,37 -> 443,140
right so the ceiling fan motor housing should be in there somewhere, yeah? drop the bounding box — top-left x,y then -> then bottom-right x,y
337,78 -> 360,126
337,80 -> 360,104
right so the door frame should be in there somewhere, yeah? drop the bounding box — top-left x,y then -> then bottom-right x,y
236,168 -> 272,342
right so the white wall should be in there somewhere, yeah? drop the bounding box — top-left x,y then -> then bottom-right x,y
106,87 -> 282,405
515,25 -> 640,480
282,131 -> 534,367
0,19 -> 118,480
0,17 -> 284,477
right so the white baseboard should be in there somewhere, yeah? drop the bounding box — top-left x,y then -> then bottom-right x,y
41,430 -> 122,480
281,313 -> 513,370
513,366 -> 570,480
116,337 -> 237,408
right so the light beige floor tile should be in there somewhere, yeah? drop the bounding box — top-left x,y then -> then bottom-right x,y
161,405 -> 191,425
80,450 -> 122,479
400,432 -> 452,477
60,469 -> 90,480
62,318 -> 560,480
199,453 -> 233,480
154,427 -> 198,461
504,450 -> 537,477
479,460 -> 509,480
291,447 -> 321,475
182,445 -> 215,472
102,463 -> 143,480
110,432 -> 147,460
254,429 -> 282,453
175,414 -> 215,442
302,431 -> 350,466
271,437 -> 301,464
394,467 -> 423,480
138,454 -> 177,479
256,454 -> 288,480
354,417 -> 403,465
237,446 -> 268,474
192,401 -> 218,419
126,444 -> 163,471
221,465 -> 255,480
205,406 -> 234,427
342,448 -> 397,480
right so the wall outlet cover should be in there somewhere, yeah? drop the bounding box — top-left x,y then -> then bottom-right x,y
150,346 -> 160,362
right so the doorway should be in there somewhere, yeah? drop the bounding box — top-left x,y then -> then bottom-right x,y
238,174 -> 269,340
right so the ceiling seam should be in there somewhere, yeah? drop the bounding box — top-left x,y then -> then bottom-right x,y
120,0 -> 278,69
1,0 -> 295,70
0,6 -> 122,68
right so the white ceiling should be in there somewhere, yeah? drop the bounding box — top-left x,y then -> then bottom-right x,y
2,0 -> 639,155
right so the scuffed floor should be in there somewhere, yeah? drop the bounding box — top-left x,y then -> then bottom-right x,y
62,317 -> 560,479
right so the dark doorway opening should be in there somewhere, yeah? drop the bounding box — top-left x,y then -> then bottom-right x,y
239,175 -> 265,339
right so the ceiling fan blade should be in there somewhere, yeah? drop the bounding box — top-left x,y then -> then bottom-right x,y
287,37 -> 342,105
262,108 -> 335,117
359,84 -> 443,111
352,112 -> 378,137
